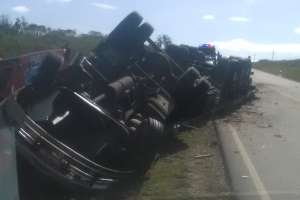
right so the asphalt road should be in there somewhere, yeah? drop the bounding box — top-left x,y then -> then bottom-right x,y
217,69 -> 300,200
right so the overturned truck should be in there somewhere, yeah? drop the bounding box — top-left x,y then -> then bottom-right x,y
166,43 -> 253,102
1,12 -> 252,190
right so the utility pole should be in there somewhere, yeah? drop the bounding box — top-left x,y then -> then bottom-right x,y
272,49 -> 275,60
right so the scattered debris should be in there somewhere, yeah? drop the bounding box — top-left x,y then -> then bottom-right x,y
274,134 -> 283,138
194,154 -> 213,159
179,123 -> 202,130
243,110 -> 258,114
229,119 -> 244,123
257,123 -> 272,128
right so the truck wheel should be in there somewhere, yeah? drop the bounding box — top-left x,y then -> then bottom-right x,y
107,12 -> 143,45
135,22 -> 154,45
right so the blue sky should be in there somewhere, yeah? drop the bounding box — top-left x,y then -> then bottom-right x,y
2,0 -> 300,60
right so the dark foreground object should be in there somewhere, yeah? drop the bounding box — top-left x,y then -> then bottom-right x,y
1,11 -> 253,191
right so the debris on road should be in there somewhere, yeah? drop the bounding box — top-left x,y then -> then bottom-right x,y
274,134 -> 283,138
257,123 -> 273,128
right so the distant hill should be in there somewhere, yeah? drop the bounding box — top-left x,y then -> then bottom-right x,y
253,59 -> 300,82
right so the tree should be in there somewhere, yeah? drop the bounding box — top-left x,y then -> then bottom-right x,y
156,34 -> 172,49
88,31 -> 103,37
13,17 -> 22,32
37,25 -> 47,36
0,15 -> 11,31
25,24 -> 38,36
0,15 -> 105,57
64,29 -> 76,37
45,27 -> 52,34
20,17 -> 28,30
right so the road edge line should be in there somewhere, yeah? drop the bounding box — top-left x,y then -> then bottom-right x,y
214,120 -> 271,200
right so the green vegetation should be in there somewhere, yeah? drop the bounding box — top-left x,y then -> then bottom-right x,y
0,15 -> 105,58
136,122 -> 231,200
254,59 -> 300,82
156,34 -> 173,49
0,15 -> 174,60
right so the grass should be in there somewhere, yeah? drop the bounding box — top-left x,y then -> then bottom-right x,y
134,122 -> 231,200
136,132 -> 194,200
138,157 -> 190,200
254,59 -> 300,82
0,31 -> 103,58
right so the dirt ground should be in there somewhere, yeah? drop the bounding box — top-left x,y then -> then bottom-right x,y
18,119 -> 233,200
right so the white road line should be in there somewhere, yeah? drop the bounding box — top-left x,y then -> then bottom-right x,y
227,123 -> 272,200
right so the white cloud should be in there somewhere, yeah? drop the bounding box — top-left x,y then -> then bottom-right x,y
213,38 -> 300,60
295,27 -> 300,34
244,0 -> 255,6
202,15 -> 215,20
229,16 -> 250,22
91,2 -> 117,10
46,0 -> 73,3
12,5 -> 30,13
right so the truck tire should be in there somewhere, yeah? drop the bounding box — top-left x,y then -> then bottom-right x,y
107,12 -> 143,47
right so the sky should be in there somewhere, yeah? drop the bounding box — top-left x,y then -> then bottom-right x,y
1,0 -> 300,60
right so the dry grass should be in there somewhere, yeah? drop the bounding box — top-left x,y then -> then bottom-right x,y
254,60 -> 300,82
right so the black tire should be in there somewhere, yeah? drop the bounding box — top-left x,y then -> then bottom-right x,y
121,22 -> 154,54
32,53 -> 62,90
134,22 -> 154,45
107,12 -> 143,46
